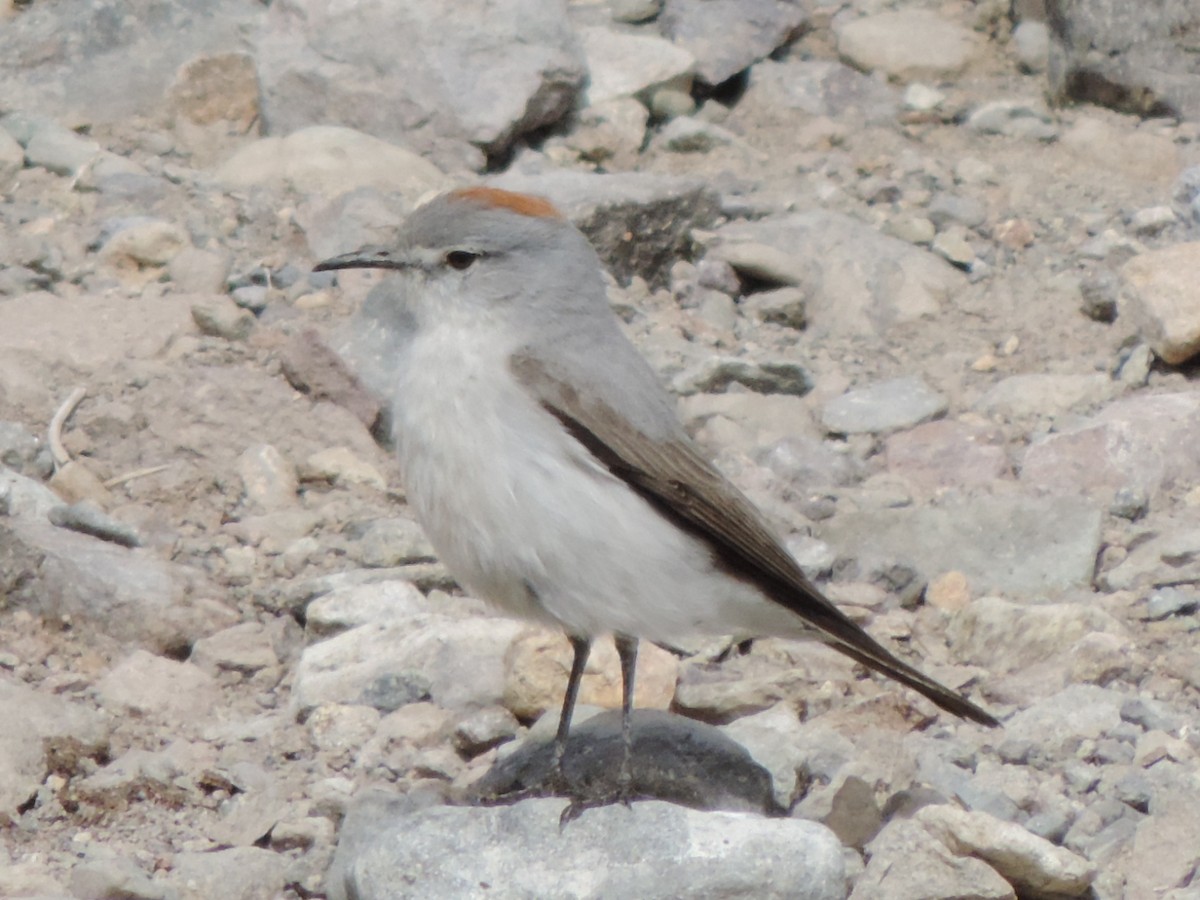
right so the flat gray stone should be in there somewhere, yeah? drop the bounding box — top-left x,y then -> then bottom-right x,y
660,0 -> 809,86
821,376 -> 948,435
338,798 -> 844,900
837,9 -> 981,82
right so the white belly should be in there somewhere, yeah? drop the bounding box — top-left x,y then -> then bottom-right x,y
392,322 -> 807,643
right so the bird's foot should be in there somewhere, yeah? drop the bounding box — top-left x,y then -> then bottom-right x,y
558,775 -> 635,828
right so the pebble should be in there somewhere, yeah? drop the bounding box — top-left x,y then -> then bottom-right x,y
214,125 -> 448,199
1128,205 -> 1176,236
739,286 -> 808,329
820,376 -> 948,435
99,218 -> 188,269
1120,241 -> 1200,364
1079,269 -> 1120,322
1012,20 -> 1050,73
1143,587 -> 1198,621
837,10 -> 980,82
23,120 -> 102,176
966,100 -> 1058,141
884,214 -> 936,245
654,116 -> 737,154
674,356 -> 812,397
579,25 -> 694,106
611,0 -> 662,23
903,83 -> 945,112
302,446 -> 387,490
931,228 -> 976,268
191,295 -> 256,341
237,443 -> 299,510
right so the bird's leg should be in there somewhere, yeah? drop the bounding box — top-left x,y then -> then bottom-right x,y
558,633 -> 639,827
551,634 -> 592,787
614,632 -> 638,807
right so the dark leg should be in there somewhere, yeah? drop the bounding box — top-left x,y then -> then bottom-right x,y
614,633 -> 638,806
553,634 -> 592,779
558,634 -> 640,826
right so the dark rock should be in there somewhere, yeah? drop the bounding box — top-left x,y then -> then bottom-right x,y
469,709 -> 782,815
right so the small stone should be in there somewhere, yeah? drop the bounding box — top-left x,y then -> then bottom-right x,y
1012,21 -> 1050,73
579,25 -> 694,106
191,296 -> 255,341
168,52 -> 260,129
47,459 -> 115,507
926,571 -> 970,612
649,87 -> 697,120
1079,269 -> 1119,322
928,194 -> 987,230
1128,205 -> 1176,236
739,287 -> 808,329
0,129 -> 23,188
302,447 -> 387,490
931,229 -> 975,269
101,219 -> 189,268
1143,587 -> 1198,621
1109,487 -> 1148,520
837,10 -> 980,82
453,706 -> 521,757
966,100 -> 1058,141
654,116 -> 736,153
713,240 -> 805,286
994,218 -> 1035,249
270,816 -> 335,852
821,376 -> 947,435
168,247 -> 231,294
353,517 -> 436,568
903,83 -> 945,112
673,357 -> 813,397
237,444 -> 298,510
189,622 -> 280,677
917,804 -> 1097,896
884,214 -> 936,245
23,121 -> 101,176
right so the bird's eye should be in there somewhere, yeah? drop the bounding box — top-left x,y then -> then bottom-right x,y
444,250 -> 480,270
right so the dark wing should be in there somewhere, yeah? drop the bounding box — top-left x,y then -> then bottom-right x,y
511,352 -> 998,727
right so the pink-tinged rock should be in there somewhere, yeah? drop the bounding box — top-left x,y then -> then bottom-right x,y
885,420 -> 1012,491
1020,392 -> 1200,496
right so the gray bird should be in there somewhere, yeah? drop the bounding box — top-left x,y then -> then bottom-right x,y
315,187 -> 998,809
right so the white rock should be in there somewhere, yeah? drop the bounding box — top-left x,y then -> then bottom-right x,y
579,25 -> 694,105
1121,241 -> 1200,364
214,126 -> 447,199
837,10 -> 980,82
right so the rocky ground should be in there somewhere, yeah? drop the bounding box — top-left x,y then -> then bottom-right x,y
2,0 -> 1200,897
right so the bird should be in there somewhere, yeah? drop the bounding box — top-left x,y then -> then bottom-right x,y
314,186 -> 999,811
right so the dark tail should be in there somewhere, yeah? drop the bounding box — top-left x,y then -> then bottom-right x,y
831,636 -> 999,727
